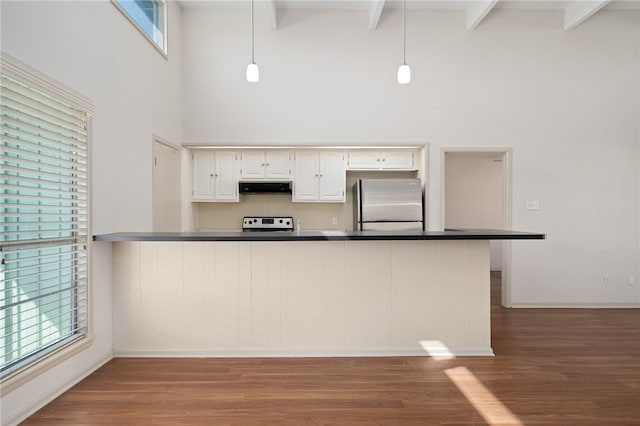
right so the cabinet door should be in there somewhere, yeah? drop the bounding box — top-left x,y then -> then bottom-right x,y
240,151 -> 266,179
347,151 -> 380,170
318,152 -> 345,202
192,151 -> 214,200
292,151 -> 319,201
265,151 -> 290,178
213,151 -> 238,201
381,151 -> 415,170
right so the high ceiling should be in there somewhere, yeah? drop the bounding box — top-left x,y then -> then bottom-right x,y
176,0 -> 639,31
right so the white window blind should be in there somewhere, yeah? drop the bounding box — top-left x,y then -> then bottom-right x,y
1,57 -> 92,379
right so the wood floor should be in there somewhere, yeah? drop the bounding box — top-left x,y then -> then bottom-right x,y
23,274 -> 640,425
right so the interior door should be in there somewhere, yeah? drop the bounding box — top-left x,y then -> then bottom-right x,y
153,139 -> 181,231
444,152 -> 504,270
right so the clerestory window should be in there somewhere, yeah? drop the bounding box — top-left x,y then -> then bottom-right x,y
113,0 -> 168,57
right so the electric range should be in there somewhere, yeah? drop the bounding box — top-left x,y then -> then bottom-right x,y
242,216 -> 294,232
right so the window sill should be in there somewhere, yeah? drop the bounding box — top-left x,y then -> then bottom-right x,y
0,335 -> 96,396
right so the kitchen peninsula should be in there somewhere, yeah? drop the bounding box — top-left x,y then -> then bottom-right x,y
97,229 -> 544,357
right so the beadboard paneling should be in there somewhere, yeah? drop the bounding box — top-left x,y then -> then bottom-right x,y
112,240 -> 492,356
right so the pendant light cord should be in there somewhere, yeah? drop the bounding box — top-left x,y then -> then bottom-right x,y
403,0 -> 407,65
251,0 -> 255,64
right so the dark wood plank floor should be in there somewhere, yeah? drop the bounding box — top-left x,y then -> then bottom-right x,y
23,274 -> 640,425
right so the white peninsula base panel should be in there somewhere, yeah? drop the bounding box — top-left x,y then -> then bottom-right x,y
112,240 -> 492,357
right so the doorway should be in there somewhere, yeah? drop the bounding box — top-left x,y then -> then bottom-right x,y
442,149 -> 512,307
153,137 -> 182,231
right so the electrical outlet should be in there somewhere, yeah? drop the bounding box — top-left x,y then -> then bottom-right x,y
629,275 -> 636,286
332,216 -> 338,225
603,274 -> 612,286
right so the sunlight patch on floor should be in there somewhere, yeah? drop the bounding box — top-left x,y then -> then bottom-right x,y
445,366 -> 523,425
419,340 -> 456,360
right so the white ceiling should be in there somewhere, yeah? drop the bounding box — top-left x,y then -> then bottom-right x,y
177,0 -> 639,11
176,0 -> 639,31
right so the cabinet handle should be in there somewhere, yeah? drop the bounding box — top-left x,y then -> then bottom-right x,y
215,174 -> 218,177
266,163 -> 270,167
210,174 -> 214,177
382,158 -> 386,161
320,174 -> 324,177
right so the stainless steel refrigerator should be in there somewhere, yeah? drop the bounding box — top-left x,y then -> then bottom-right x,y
354,179 -> 424,231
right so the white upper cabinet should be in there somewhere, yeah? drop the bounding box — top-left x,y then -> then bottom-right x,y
193,151 -> 214,200
192,146 -> 421,204
292,151 -> 318,201
293,151 -> 345,202
265,151 -> 291,178
240,150 -> 290,179
192,150 -> 238,202
381,151 -> 416,169
347,150 -> 417,170
346,151 -> 379,170
213,151 -> 239,201
318,152 -> 346,201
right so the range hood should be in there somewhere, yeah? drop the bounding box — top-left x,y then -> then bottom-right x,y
239,181 -> 292,194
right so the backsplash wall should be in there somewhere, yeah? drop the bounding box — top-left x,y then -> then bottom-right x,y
196,171 -> 418,231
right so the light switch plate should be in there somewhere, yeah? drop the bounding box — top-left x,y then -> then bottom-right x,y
526,200 -> 540,210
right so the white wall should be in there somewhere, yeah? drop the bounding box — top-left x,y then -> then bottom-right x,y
1,1 -> 183,424
182,7 -> 639,306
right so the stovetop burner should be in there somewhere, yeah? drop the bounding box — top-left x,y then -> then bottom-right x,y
242,216 -> 294,231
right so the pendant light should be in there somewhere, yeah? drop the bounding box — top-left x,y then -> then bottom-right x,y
397,0 -> 411,84
246,0 -> 259,82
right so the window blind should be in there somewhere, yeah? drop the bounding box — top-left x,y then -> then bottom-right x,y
1,64 -> 90,379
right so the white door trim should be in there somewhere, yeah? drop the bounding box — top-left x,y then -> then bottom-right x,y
153,134 -> 181,152
152,135 -> 182,231
441,147 -> 513,307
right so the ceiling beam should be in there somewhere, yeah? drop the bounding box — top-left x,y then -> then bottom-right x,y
265,0 -> 277,31
564,0 -> 611,30
466,0 -> 499,31
369,0 -> 386,31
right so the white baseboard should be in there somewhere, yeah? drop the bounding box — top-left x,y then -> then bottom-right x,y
113,347 -> 494,358
4,351 -> 113,426
510,303 -> 640,308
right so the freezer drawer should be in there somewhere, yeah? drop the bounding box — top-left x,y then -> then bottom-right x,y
361,221 -> 423,231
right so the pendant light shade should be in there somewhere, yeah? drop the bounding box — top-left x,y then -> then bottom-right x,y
247,0 -> 259,83
398,0 -> 410,84
247,63 -> 259,82
397,64 -> 411,84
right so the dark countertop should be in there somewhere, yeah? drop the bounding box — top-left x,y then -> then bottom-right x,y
93,229 -> 545,242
